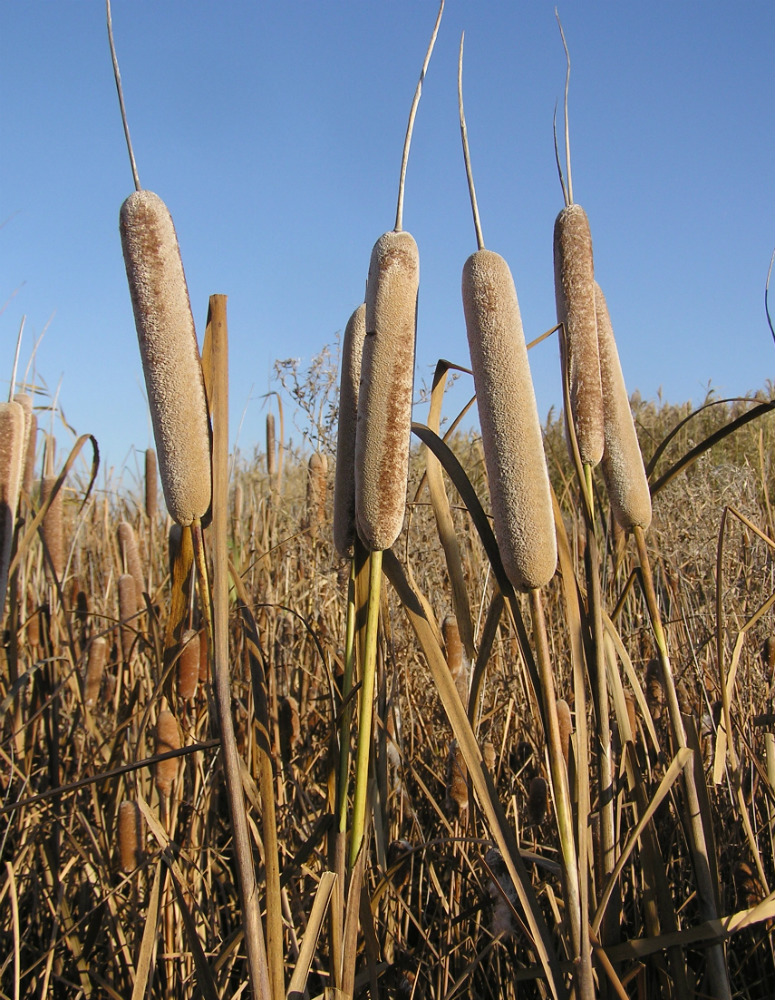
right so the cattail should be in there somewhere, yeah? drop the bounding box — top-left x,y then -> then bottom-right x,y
39,475 -> 64,581
198,626 -> 209,683
554,203 -> 604,467
527,775 -> 548,825
0,402 -> 25,605
333,303 -> 366,557
625,692 -> 638,744
483,740 -> 496,773
120,189 -> 211,526
117,520 -> 145,600
84,636 -> 108,706
556,698 -> 572,767
462,249 -> 556,591
117,799 -> 144,871
117,573 -> 138,661
279,695 -> 301,764
22,411 -> 37,498
265,413 -> 276,478
305,452 -> 328,536
25,599 -> 40,651
445,740 -> 468,818
644,658 -> 664,722
144,448 -> 157,522
155,709 -> 182,797
177,628 -> 200,701
442,615 -> 469,707
233,481 -> 243,524
485,848 -> 518,938
762,637 -> 775,680
596,283 -> 651,531
355,231 -> 419,551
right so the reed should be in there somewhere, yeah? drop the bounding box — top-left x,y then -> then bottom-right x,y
266,413 -> 276,478
333,303 -> 366,557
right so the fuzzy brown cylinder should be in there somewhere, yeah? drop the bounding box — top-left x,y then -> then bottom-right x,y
333,303 -> 366,557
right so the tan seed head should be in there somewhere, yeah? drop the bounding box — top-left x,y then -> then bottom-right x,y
117,800 -> 144,872
117,520 -> 145,599
556,698 -> 572,767
84,636 -> 108,707
177,628 -> 200,701
40,475 -> 64,581
442,615 -> 469,707
145,448 -> 157,522
155,708 -> 182,797
445,740 -> 468,818
0,402 -> 25,604
120,189 -> 211,526
305,451 -> 328,536
553,203 -> 604,467
333,303 -> 366,557
117,573 -> 138,662
355,230 -> 419,551
595,283 -> 652,531
265,413 -> 276,478
462,249 -> 556,592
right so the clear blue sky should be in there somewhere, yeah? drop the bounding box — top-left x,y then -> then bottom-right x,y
1,2 -> 772,478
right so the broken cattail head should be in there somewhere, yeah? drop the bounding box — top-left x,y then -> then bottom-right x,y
333,303 -> 366,557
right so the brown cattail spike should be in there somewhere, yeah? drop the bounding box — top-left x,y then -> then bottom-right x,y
155,709 -> 182,797
442,615 -> 469,707
145,448 -> 157,521
117,520 -> 145,599
527,775 -> 548,826
265,413 -> 276,478
177,628 -> 200,701
462,250 -> 556,591
554,203 -> 604,467
355,231 -> 419,551
333,303 -> 366,557
556,699 -> 573,767
120,189 -> 211,526
305,452 -> 328,536
118,799 -> 144,872
596,282 -> 652,531
445,740 -> 468,818
117,573 -> 138,661
84,636 -> 108,707
0,402 -> 25,606
40,475 -> 65,581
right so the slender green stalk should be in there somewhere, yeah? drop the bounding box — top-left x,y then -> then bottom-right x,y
337,557 -> 358,832
349,549 -> 383,869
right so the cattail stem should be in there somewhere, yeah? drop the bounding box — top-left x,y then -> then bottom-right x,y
529,587 -> 592,1000
457,33 -> 484,251
106,0 -> 140,192
337,551 -> 361,833
633,525 -> 731,1000
349,548 -> 382,870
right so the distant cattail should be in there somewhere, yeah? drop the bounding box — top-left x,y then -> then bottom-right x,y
355,231 -> 419,551
485,848 -> 518,938
556,699 -> 572,767
84,636 -> 108,707
117,573 -> 138,661
117,800 -> 144,872
483,740 -> 496,773
762,637 -> 775,680
442,615 -> 470,707
644,658 -> 664,722
333,303 -> 366,557
305,452 -> 328,536
39,475 -> 64,581
0,401 -> 25,605
177,628 -> 200,701
625,692 -> 638,744
266,413 -> 276,478
279,695 -> 301,764
445,740 -> 468,818
22,411 -> 38,498
120,189 -> 211,526
462,249 -> 556,591
596,283 -> 651,531
233,481 -> 243,525
554,203 -> 604,467
154,709 -> 182,797
144,448 -> 157,522
117,520 -> 145,600
527,775 -> 548,826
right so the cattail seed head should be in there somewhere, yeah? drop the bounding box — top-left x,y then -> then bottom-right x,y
117,573 -> 138,661
644,658 -> 664,722
462,249 -> 556,591
595,283 -> 651,531
155,708 -> 182,797
145,448 -> 157,522
84,636 -> 108,707
279,695 -> 301,764
305,452 -> 328,536
117,800 -> 144,872
117,520 -> 145,599
22,411 -> 37,498
40,475 -> 64,581
553,203 -> 604,467
442,615 -> 470,707
0,401 -> 25,605
177,628 -> 200,701
265,413 -> 276,478
483,740 -> 496,773
445,739 -> 468,818
333,303 -> 366,557
355,230 -> 419,551
556,699 -> 572,767
527,775 -> 548,825
120,189 -> 211,526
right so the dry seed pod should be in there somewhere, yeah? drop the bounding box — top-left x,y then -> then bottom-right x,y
155,709 -> 182,797
0,402 -> 25,605
84,636 -> 108,707
554,203 -> 604,467
177,628 -> 200,701
305,452 -> 328,535
145,448 -> 157,521
117,800 -> 144,871
39,475 -> 64,581
117,573 -> 138,661
527,775 -> 548,826
556,699 -> 572,767
120,189 -> 211,526
442,615 -> 470,706
762,636 -> 775,680
625,692 -> 638,743
265,413 -> 276,478
445,740 -> 468,818
22,411 -> 38,497
462,249 -> 556,591
483,740 -> 496,773
12,394 -> 33,501
485,848 -> 518,938
644,658 -> 664,722
279,695 -> 301,764
596,283 -> 651,531
333,303 -> 366,556
117,520 -> 145,599
355,231 -> 419,551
